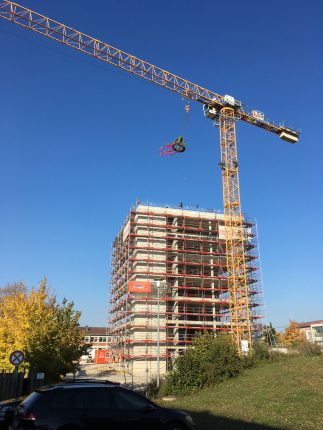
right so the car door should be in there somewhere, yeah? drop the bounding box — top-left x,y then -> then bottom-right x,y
46,388 -> 80,429
73,386 -> 128,430
110,387 -> 164,430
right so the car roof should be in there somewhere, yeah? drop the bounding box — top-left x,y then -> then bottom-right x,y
37,380 -> 123,392
62,378 -> 120,385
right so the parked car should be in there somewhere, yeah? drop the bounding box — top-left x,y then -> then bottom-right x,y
0,397 -> 24,430
79,355 -> 91,365
11,380 -> 195,429
0,380 -> 119,429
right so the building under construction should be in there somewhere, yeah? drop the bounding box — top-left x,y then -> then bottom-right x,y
108,203 -> 263,378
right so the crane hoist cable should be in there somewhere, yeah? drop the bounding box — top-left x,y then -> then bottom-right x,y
159,101 -> 189,156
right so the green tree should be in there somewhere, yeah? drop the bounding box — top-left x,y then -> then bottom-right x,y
0,279 -> 87,381
262,322 -> 277,346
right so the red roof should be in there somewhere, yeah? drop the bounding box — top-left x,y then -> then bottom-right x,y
297,320 -> 323,329
79,326 -> 108,335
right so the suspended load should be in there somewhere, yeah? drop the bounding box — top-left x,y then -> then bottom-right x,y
160,136 -> 186,156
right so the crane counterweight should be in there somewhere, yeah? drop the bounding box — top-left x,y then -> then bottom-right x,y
279,131 -> 299,143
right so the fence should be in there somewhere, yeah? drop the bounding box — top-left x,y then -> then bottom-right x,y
0,370 -> 45,401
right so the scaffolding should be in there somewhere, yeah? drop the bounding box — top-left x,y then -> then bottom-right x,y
108,202 -> 263,377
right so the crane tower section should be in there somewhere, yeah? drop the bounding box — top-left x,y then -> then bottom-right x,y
219,107 -> 252,347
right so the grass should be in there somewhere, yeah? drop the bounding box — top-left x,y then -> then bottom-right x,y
157,355 -> 323,430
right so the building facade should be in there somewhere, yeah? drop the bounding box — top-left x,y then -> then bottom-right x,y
298,320 -> 323,347
80,326 -> 112,363
108,203 -> 263,378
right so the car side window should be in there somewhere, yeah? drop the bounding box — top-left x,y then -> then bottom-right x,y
73,388 -> 115,409
50,388 -> 115,409
50,389 -> 74,409
112,388 -> 148,410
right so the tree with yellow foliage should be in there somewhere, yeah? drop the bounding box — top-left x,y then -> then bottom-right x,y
0,282 -> 29,369
0,279 -> 87,382
283,320 -> 304,346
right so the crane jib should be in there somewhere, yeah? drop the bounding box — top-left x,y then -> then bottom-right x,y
0,0 -> 300,142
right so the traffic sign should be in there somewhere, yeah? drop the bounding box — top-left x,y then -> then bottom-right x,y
9,350 -> 25,366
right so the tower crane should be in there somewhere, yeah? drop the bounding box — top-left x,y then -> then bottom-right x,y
0,1 -> 300,353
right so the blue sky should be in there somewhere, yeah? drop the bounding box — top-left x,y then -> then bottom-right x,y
0,0 -> 322,330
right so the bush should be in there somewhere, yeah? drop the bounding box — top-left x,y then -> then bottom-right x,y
293,340 -> 322,356
243,341 -> 272,368
166,348 -> 208,391
205,335 -> 243,384
146,378 -> 159,399
163,333 -> 242,393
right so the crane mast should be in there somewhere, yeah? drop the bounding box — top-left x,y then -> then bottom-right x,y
220,108 -> 251,348
0,1 -> 300,353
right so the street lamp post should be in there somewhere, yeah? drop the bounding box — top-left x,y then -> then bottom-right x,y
156,280 -> 161,388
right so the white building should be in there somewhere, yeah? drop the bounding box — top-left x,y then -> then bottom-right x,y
109,203 -> 263,379
298,320 -> 323,347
